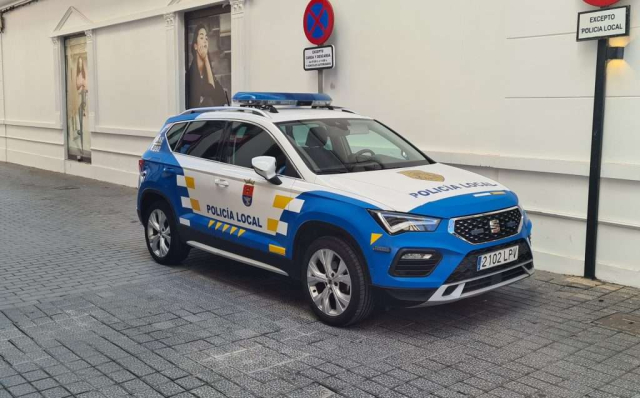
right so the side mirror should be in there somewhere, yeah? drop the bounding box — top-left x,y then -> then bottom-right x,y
252,156 -> 282,185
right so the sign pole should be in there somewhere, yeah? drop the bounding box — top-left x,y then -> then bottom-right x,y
318,69 -> 324,93
584,38 -> 609,280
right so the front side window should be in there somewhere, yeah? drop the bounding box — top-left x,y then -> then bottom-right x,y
221,122 -> 298,178
277,118 -> 431,174
174,120 -> 226,160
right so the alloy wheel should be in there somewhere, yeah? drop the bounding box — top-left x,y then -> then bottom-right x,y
307,249 -> 352,316
147,209 -> 171,258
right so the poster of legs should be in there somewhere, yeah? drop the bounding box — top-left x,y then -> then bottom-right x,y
65,35 -> 91,162
185,7 -> 231,109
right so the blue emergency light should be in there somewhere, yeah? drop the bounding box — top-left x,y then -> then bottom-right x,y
232,92 -> 332,107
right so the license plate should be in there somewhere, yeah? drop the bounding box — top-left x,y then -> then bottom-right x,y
477,245 -> 519,271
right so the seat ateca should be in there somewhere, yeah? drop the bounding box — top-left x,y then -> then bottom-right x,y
137,92 -> 534,326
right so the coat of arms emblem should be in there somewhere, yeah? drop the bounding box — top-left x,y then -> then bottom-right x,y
242,179 -> 255,207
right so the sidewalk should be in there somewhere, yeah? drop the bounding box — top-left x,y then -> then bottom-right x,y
1,162 -> 639,398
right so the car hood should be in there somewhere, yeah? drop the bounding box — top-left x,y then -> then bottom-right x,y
316,163 -> 517,219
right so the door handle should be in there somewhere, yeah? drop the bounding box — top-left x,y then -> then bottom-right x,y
214,178 -> 229,188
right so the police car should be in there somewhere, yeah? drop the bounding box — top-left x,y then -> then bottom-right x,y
137,92 -> 534,326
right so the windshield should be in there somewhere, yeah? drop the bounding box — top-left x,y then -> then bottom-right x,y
276,118 -> 432,175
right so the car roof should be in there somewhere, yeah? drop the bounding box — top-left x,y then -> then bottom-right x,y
164,107 -> 371,126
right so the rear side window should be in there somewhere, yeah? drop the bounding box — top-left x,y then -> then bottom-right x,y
166,123 -> 188,150
174,121 -> 227,160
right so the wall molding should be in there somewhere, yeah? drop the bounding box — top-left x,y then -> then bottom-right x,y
91,147 -> 144,158
431,150 -> 640,182
526,207 -> 640,232
50,0 -> 228,38
5,135 -> 63,146
1,120 -> 62,130
94,126 -> 158,138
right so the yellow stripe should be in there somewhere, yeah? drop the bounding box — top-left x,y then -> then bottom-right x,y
185,176 -> 195,189
223,224 -> 230,232
215,222 -> 222,230
267,219 -> 279,232
238,229 -> 246,237
491,191 -> 506,195
208,220 -> 215,228
269,244 -> 286,256
370,233 -> 382,245
230,226 -> 238,235
272,195 -> 294,209
190,199 -> 201,211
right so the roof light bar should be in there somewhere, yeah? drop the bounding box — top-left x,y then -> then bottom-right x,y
232,92 -> 332,107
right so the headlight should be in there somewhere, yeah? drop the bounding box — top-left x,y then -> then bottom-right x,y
369,210 -> 440,234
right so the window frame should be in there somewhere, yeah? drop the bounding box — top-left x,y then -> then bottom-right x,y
171,120 -> 229,161
168,118 -> 303,180
218,120 -> 302,179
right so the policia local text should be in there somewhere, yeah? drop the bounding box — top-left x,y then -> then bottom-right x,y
581,13 -> 623,35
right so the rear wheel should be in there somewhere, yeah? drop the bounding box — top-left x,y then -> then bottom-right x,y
144,201 -> 190,265
302,236 -> 375,326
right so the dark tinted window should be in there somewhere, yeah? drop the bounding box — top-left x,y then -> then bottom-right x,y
174,121 -> 226,160
222,122 -> 298,177
166,123 -> 188,150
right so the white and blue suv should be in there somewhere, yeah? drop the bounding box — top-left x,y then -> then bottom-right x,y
137,92 -> 534,326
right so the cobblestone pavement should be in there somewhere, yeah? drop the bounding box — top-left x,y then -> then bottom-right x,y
1,162 -> 640,398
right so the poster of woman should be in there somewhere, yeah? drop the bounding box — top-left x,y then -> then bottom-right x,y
186,9 -> 231,109
65,36 -> 91,162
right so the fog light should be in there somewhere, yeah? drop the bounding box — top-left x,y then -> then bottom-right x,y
401,253 -> 433,261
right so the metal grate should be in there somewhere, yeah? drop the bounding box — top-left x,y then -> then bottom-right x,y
453,207 -> 522,244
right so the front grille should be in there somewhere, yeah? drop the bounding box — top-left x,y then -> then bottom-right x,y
453,207 -> 522,244
445,239 -> 532,284
462,264 -> 530,294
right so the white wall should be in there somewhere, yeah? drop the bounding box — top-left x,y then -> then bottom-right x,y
0,0 -> 638,286
243,0 -> 639,287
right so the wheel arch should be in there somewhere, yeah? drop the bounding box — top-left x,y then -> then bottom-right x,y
292,220 -> 372,284
139,189 -> 175,220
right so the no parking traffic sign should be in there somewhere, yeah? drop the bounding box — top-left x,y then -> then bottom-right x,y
303,0 -> 334,45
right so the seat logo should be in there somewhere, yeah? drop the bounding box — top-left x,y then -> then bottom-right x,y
489,219 -> 500,234
242,180 -> 255,207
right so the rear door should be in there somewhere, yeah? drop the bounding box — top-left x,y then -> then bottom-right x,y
170,120 -> 229,235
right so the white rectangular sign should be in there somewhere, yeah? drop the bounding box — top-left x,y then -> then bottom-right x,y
577,6 -> 630,41
304,45 -> 335,71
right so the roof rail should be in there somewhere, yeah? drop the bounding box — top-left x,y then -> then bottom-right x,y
179,106 -> 270,118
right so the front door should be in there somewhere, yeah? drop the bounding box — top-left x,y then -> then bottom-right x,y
212,121 -> 299,269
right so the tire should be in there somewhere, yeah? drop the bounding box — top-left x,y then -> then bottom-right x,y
302,236 -> 375,326
143,200 -> 190,265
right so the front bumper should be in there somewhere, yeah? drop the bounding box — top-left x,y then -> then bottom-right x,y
379,238 -> 534,307
413,258 -> 534,307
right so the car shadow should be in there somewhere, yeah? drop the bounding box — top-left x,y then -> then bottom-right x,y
178,248 -> 543,330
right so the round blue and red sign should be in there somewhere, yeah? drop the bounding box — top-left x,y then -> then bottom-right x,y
303,0 -> 334,45
583,0 -> 620,6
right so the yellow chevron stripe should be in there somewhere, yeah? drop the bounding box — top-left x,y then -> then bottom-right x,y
238,229 -> 246,237
223,224 -> 230,232
267,218 -> 279,232
272,195 -> 294,209
208,220 -> 215,228
185,176 -> 195,189
230,226 -> 238,235
269,244 -> 286,256
215,222 -> 222,230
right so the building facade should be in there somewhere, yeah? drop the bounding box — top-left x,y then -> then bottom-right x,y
0,0 -> 638,287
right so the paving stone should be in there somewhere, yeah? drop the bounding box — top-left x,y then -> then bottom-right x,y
0,163 -> 639,398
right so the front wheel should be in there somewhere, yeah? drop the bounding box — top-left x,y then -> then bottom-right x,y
144,201 -> 190,265
302,236 -> 375,326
